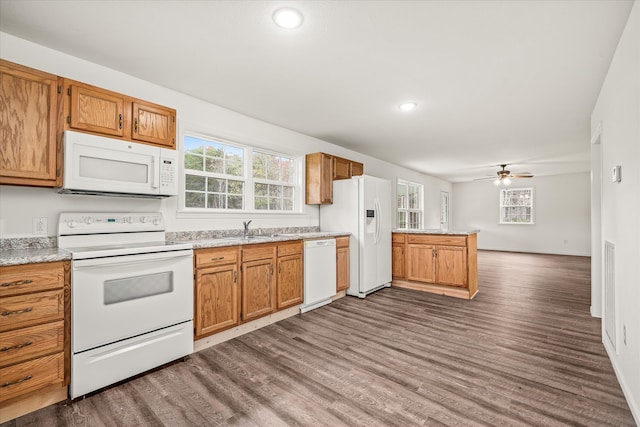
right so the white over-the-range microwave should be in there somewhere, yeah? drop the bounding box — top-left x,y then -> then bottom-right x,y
60,130 -> 178,198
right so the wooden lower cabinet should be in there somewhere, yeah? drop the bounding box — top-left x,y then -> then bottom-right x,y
241,258 -> 275,321
392,242 -> 406,280
194,241 -> 303,338
336,236 -> 350,292
0,261 -> 69,421
392,233 -> 478,299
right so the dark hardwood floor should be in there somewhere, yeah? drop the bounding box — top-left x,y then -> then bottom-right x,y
4,251 -> 635,426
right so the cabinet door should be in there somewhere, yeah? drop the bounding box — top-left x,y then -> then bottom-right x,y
406,244 -> 435,283
333,156 -> 351,180
131,101 -> 176,148
241,259 -> 275,321
336,246 -> 350,291
436,246 -> 467,287
305,152 -> 333,204
68,82 -> 125,137
392,243 -> 406,280
195,264 -> 239,338
277,254 -> 303,309
0,60 -> 59,186
351,161 -> 364,176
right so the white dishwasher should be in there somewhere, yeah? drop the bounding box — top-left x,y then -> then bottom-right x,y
300,239 -> 337,313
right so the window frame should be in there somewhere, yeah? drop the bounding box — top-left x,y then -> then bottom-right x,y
396,179 -> 424,230
180,131 -> 303,215
499,187 -> 534,225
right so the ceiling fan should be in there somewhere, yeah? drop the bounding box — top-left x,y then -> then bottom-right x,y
474,164 -> 534,185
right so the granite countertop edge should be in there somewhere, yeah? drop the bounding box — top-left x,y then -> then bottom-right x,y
1,232 -> 351,266
392,229 -> 480,235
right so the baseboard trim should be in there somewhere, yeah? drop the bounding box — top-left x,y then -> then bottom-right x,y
0,386 -> 67,423
603,336 -> 640,425
194,306 -> 300,352
479,248 -> 591,257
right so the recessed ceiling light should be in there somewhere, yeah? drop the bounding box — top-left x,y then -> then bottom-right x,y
273,8 -> 304,29
398,102 -> 418,111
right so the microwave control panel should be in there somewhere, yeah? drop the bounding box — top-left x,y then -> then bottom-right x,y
159,156 -> 178,195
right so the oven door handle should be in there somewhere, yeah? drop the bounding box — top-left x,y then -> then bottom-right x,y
73,251 -> 192,269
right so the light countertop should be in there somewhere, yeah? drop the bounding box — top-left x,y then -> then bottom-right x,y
392,228 -> 479,235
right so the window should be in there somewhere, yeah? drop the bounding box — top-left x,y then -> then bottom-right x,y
500,187 -> 534,224
252,150 -> 295,211
182,134 -> 298,212
397,179 -> 423,229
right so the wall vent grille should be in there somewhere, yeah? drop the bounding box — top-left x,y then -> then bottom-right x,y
604,241 -> 616,351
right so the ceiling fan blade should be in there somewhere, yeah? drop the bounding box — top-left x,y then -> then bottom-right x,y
473,176 -> 498,181
511,174 -> 534,178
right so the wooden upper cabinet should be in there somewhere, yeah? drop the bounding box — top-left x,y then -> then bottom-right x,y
63,78 -> 176,149
131,101 -> 175,148
306,152 -> 334,204
0,59 -> 61,187
333,156 -> 351,180
67,82 -> 125,137
333,156 -> 364,180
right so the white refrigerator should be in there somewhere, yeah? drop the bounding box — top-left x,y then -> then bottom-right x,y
320,175 -> 392,298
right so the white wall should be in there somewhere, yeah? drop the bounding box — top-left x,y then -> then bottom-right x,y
591,1 -> 640,423
0,32 -> 451,238
452,173 -> 591,256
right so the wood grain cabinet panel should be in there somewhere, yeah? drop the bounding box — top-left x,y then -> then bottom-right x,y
131,101 -> 175,148
67,82 -> 125,137
0,352 -> 64,404
195,264 -> 239,338
333,156 -> 351,180
276,254 -> 303,309
350,161 -> 364,177
241,258 -> 275,321
336,237 -> 350,292
0,60 -> 61,187
63,78 -> 176,149
306,152 -> 333,204
0,261 -> 69,415
392,232 -> 477,299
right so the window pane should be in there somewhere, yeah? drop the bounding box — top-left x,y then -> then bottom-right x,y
283,186 -> 294,198
270,198 -> 282,210
397,183 -> 407,209
409,211 -> 420,229
185,174 -> 206,191
185,192 -> 205,208
207,194 -> 225,209
255,196 -> 268,210
398,211 -> 407,229
205,143 -> 224,159
255,183 -> 268,196
269,185 -> 282,198
184,136 -> 205,155
228,195 -> 243,209
408,185 -> 420,209
281,159 -> 294,183
208,177 -> 226,193
283,199 -> 293,211
184,154 -> 203,171
228,180 -> 243,195
205,157 -> 224,174
252,152 -> 266,179
225,146 -> 244,176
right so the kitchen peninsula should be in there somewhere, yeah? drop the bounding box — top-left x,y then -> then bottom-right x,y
391,229 -> 479,299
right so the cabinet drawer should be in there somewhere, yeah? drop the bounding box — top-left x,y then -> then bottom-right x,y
0,351 -> 64,403
242,245 -> 276,262
0,321 -> 64,367
407,235 -> 467,247
0,290 -> 64,333
0,262 -> 64,298
277,241 -> 302,257
335,236 -> 350,248
195,247 -> 238,268
392,234 -> 406,244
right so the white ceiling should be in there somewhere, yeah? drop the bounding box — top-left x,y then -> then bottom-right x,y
0,0 -> 634,182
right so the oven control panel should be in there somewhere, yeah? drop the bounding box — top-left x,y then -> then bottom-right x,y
59,212 -> 164,235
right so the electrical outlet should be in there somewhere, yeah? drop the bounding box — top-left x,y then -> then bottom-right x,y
32,217 -> 48,235
623,325 -> 627,346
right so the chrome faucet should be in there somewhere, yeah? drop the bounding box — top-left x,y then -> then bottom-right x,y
243,220 -> 252,238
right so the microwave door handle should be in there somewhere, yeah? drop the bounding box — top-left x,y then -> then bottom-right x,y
151,157 -> 159,189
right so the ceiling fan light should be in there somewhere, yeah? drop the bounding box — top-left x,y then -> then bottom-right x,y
494,179 -> 501,186
398,102 -> 417,111
503,178 -> 512,186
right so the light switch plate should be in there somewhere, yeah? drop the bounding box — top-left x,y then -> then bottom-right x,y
611,165 -> 622,183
